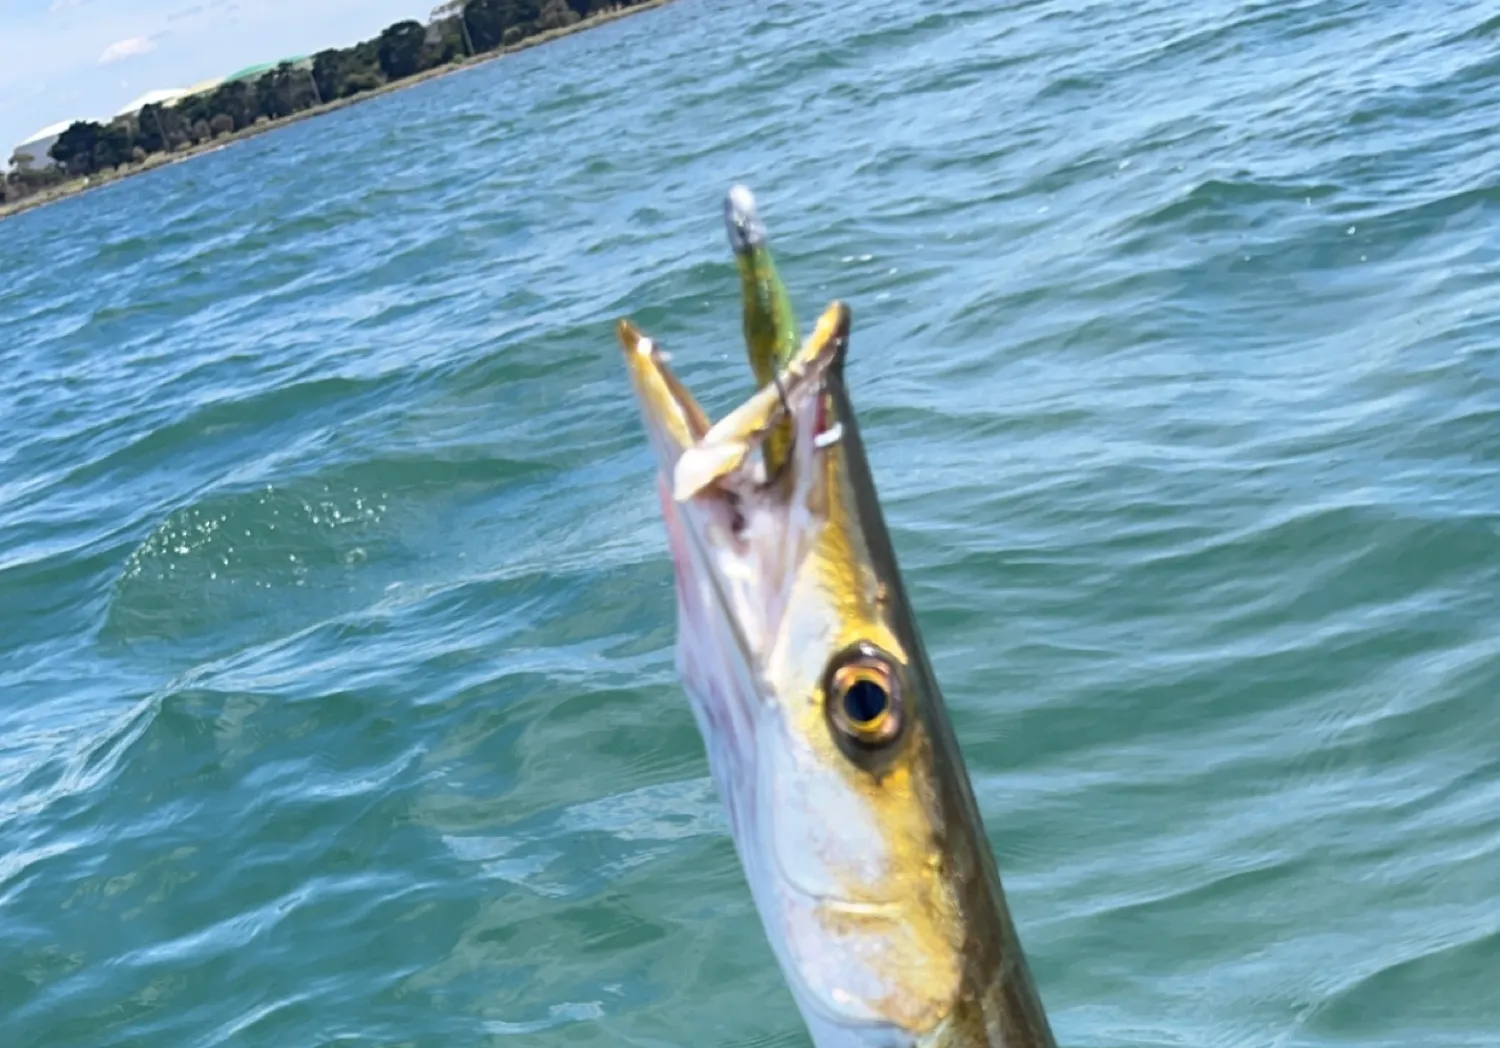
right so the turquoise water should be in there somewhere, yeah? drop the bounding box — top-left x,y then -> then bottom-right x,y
3,0 -> 1499,1044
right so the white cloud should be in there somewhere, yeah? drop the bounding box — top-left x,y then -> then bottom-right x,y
98,36 -> 156,65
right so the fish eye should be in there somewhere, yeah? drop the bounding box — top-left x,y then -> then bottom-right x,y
842,677 -> 888,726
825,644 -> 905,755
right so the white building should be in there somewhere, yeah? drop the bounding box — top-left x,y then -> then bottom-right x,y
114,88 -> 190,119
7,77 -> 246,171
8,120 -> 84,170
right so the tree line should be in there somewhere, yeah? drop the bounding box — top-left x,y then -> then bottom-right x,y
4,0 -> 636,204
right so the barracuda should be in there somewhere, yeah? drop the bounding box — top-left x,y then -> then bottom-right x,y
616,188 -> 1057,1048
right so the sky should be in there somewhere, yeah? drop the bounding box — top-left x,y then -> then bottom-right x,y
1,0 -> 439,156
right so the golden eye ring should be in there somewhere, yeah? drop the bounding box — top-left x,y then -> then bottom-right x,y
824,643 -> 905,755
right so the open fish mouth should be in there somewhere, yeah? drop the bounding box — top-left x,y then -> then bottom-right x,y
615,298 -> 856,801
615,190 -> 1057,1048
617,298 -> 850,644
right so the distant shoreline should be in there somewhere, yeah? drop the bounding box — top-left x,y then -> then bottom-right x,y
0,0 -> 674,225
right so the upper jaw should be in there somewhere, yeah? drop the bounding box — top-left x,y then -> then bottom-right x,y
616,318 -> 710,476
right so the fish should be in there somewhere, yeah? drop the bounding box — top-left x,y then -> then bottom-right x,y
615,188 -> 1058,1048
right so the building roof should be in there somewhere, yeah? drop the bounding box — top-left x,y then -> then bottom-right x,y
225,56 -> 310,82
16,119 -> 82,146
115,88 -> 189,117
9,118 -> 99,169
184,76 -> 225,97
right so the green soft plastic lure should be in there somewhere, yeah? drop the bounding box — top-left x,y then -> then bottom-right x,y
723,184 -> 800,473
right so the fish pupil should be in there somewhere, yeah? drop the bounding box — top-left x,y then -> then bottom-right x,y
843,679 -> 889,726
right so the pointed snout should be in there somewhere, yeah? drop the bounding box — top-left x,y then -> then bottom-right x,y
617,318 -> 712,474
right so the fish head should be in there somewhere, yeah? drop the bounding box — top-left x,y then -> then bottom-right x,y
619,303 -> 1049,1047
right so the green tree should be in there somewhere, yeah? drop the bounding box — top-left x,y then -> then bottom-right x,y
51,121 -> 102,175
135,102 -> 185,154
464,0 -> 540,50
255,71 -> 287,120
312,48 -> 345,101
255,62 -> 318,118
177,92 -> 213,130
430,1 -> 475,55
206,81 -> 259,131
92,122 -> 136,171
537,0 -> 579,30
4,161 -> 65,203
421,23 -> 461,67
135,105 -> 165,153
378,20 -> 428,80
337,38 -> 386,97
279,63 -> 321,110
342,69 -> 383,96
